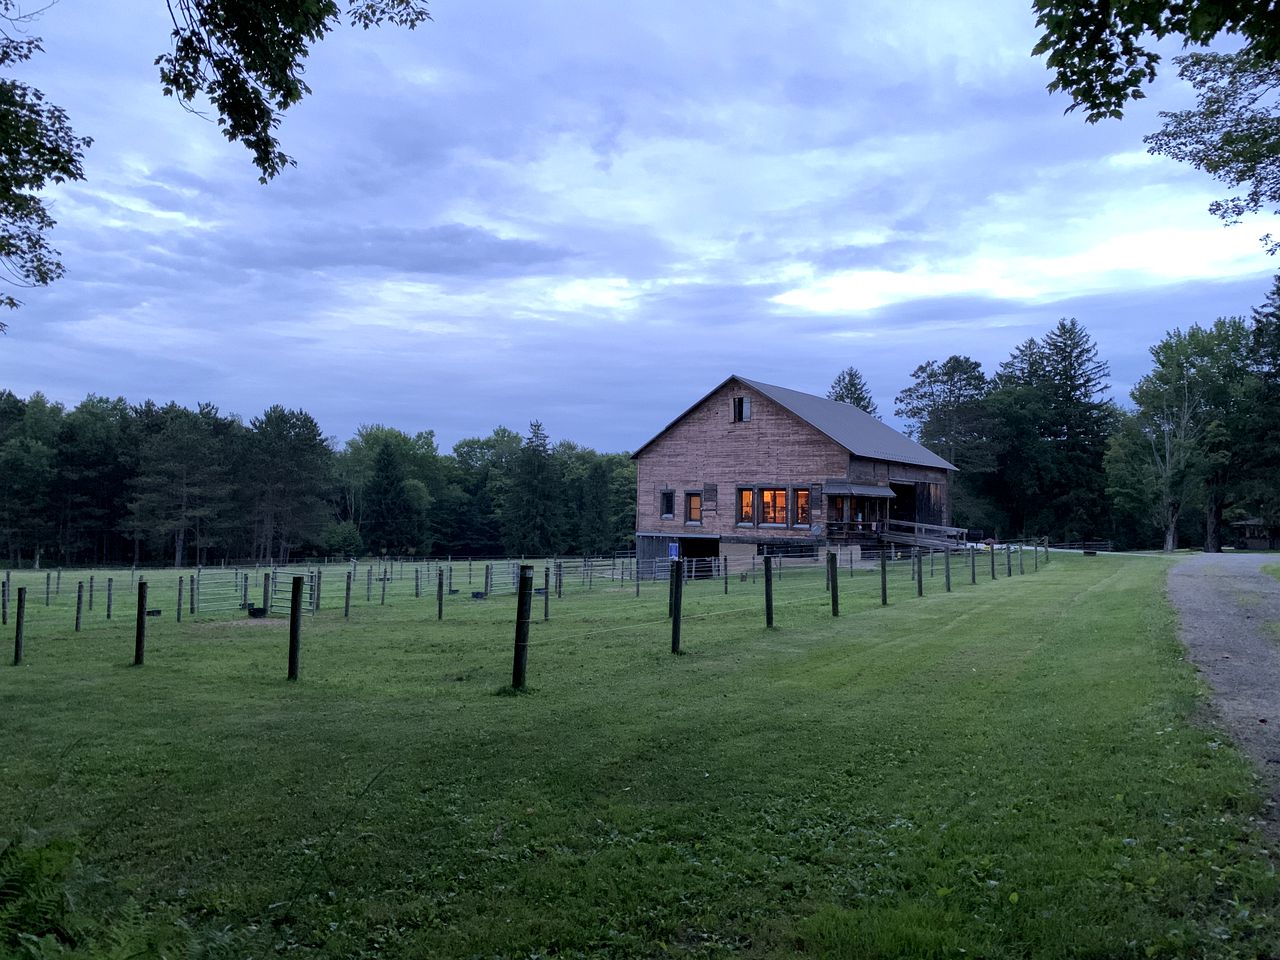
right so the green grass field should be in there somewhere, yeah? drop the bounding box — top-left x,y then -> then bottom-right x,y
3,554 -> 1279,958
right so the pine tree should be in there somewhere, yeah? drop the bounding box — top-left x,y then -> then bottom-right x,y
500,421 -> 563,556
827,367 -> 880,418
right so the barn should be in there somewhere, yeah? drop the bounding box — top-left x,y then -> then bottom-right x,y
632,375 -> 958,569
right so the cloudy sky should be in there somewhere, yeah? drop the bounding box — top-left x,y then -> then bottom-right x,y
2,0 -> 1275,452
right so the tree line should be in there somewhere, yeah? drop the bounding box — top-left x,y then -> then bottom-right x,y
0,400 -> 636,567
6,284 -> 1278,566
830,282 -> 1280,551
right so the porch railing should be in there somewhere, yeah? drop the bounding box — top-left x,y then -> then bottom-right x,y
826,520 -> 884,538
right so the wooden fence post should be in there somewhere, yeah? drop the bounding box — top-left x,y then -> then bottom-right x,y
263,573 -> 271,614
133,581 -> 146,666
723,556 -> 729,595
970,545 -> 976,585
176,577 -> 183,623
287,576 -> 303,681
44,572 -> 50,606
314,569 -> 322,612
1019,544 -> 1025,575
88,575 -> 94,611
1006,544 -> 1013,577
512,564 -> 533,689
189,574 -> 196,616
437,568 -> 444,620
828,552 -> 839,617
667,562 -> 675,619
671,559 -> 684,654
916,555 -> 924,598
415,567 -> 421,599
56,569 -> 61,595
944,548 -> 952,592
764,555 -> 774,628
990,547 -> 997,581
12,587 -> 25,666
344,571 -> 352,619
880,545 -> 888,606
1034,543 -> 1039,571
543,567 -> 550,622
380,568 -> 387,605
1,579 -> 6,627
74,581 -> 84,631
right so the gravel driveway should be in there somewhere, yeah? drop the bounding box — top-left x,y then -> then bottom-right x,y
1168,552 -> 1280,830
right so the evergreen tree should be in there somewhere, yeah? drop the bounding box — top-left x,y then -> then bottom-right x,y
52,396 -> 133,564
127,403 -> 236,566
500,421 -> 563,556
980,320 -> 1116,541
450,427 -> 522,556
1240,277 -> 1280,523
827,367 -> 880,418
247,406 -> 333,562
0,392 -> 59,565
362,437 -> 431,555
894,356 -> 995,531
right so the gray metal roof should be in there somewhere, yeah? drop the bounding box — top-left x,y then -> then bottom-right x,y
631,374 -> 957,471
739,377 -> 957,471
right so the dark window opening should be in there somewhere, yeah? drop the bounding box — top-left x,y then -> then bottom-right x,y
732,396 -> 752,422
660,490 -> 674,518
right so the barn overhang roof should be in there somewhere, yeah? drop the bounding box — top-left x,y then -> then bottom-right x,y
821,481 -> 896,497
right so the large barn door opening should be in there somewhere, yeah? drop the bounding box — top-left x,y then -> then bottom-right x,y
888,483 -> 917,522
679,536 -> 720,579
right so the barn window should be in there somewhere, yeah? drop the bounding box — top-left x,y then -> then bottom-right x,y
794,489 -> 810,526
761,488 -> 787,524
660,491 -> 674,518
732,396 -> 751,422
685,493 -> 702,524
737,488 -> 754,523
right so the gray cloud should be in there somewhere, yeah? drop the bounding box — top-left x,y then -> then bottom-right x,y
2,0 -> 1274,456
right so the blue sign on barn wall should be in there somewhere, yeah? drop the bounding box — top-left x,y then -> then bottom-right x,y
668,542 -> 679,560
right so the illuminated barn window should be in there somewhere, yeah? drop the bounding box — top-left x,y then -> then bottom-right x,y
686,493 -> 702,523
737,488 -> 754,523
761,488 -> 787,524
794,489 -> 810,525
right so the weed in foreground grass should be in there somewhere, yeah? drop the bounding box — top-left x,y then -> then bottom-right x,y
1,555 -> 1279,958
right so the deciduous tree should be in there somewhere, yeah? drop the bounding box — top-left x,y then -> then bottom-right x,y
0,2 -> 91,325
1032,0 -> 1280,122
1144,52 -> 1280,251
0,1 -> 430,325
